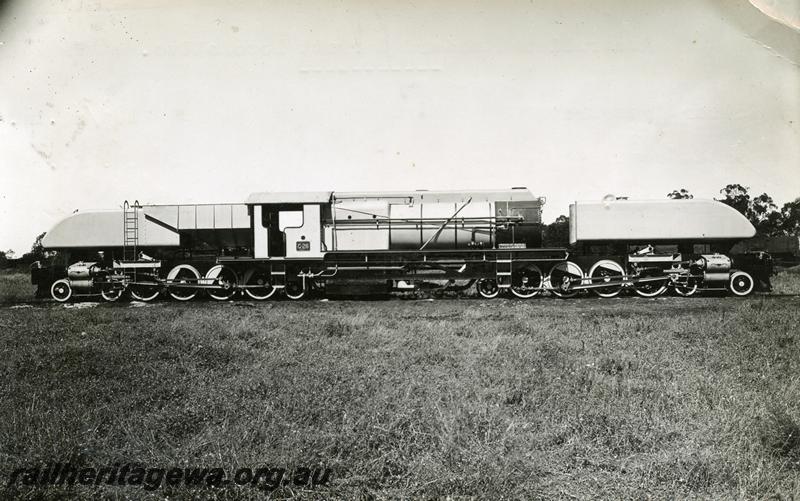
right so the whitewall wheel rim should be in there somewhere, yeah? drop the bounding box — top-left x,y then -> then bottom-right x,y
284,283 -> 306,300
510,265 -> 543,299
546,261 -> 583,298
204,265 -> 239,301
242,269 -> 276,300
167,264 -> 200,301
50,279 -> 73,302
100,287 -> 123,302
588,260 -> 624,298
476,278 -> 500,299
729,271 -> 754,296
130,284 -> 160,302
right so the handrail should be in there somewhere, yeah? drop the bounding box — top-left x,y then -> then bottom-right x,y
420,197 -> 472,250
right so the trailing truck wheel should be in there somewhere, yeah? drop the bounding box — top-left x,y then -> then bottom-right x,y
476,278 -> 500,299
510,265 -> 543,299
242,269 -> 276,300
167,264 -> 200,301
130,283 -> 160,302
204,265 -> 239,301
284,282 -> 306,300
587,260 -> 624,298
729,271 -> 754,297
545,261 -> 583,298
50,279 -> 73,302
100,286 -> 123,302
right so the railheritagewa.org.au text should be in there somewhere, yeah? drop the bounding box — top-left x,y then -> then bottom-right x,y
6,463 -> 332,491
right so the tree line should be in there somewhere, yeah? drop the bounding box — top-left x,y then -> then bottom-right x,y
0,233 -> 46,270
668,184 -> 799,237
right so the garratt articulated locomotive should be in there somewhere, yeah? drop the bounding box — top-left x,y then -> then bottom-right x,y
30,188 -> 772,302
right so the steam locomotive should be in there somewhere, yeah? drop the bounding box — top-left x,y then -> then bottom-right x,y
30,188 -> 773,302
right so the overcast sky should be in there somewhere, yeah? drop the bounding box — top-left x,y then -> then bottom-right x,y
1,0 -> 798,253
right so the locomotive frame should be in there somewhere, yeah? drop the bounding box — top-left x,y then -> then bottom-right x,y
30,188 -> 773,302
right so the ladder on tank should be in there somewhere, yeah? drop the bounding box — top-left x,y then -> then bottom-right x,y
123,200 -> 140,262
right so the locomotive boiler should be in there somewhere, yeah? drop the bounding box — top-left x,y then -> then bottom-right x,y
30,188 -> 772,302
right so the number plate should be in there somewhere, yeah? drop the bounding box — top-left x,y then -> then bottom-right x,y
296,241 -> 311,251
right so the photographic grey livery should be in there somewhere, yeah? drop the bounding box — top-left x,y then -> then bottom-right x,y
31,188 -> 770,302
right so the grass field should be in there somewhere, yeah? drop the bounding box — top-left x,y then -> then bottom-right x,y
0,271 -> 36,305
773,265 -> 800,295
1,270 -> 800,499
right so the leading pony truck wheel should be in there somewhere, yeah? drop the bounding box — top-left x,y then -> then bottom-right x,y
729,271 -> 754,297
50,279 -> 73,302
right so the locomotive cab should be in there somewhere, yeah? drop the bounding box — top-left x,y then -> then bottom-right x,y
247,192 -> 332,259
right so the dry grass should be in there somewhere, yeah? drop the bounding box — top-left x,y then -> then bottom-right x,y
0,272 -> 35,305
1,269 -> 800,499
1,295 -> 800,499
773,265 -> 800,295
